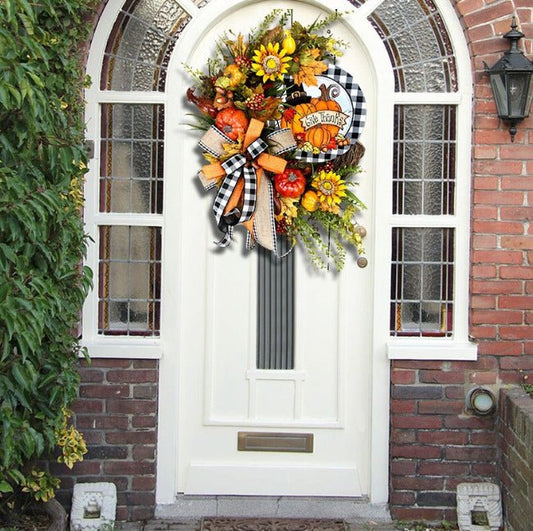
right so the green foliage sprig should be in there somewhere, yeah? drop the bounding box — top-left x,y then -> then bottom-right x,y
0,0 -> 95,512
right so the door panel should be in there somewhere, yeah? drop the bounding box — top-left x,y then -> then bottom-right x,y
174,0 -> 374,497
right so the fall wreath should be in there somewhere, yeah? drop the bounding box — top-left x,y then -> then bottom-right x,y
186,9 -> 367,270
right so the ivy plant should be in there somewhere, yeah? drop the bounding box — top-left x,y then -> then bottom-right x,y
0,0 -> 95,510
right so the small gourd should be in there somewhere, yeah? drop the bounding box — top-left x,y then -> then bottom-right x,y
215,108 -> 249,140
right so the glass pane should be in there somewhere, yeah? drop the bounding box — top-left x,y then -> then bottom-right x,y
101,0 -> 191,91
393,105 -> 456,215
100,104 -> 164,214
368,0 -> 457,92
257,238 -> 295,370
98,226 -> 162,336
390,227 -> 454,337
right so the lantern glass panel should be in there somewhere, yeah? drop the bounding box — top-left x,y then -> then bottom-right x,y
508,72 -> 533,118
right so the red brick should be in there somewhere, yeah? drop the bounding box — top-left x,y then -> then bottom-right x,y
472,265 -> 497,278
133,360 -> 158,369
391,370 -> 417,384
390,491 -> 416,506
391,399 -> 416,414
472,310 -> 523,324
132,445 -> 156,460
472,252 -> 523,266
473,221 -> 524,234
472,279 -> 523,293
105,431 -> 157,445
473,205 -> 498,219
477,341 -> 523,355
500,326 -> 533,340
76,415 -> 129,430
499,356 -> 533,370
468,371 -> 497,384
500,296 -> 533,310
445,416 -> 495,430
394,476 -> 445,491
471,295 -> 496,309
393,415 -> 443,429
391,430 -> 416,444
445,386 -> 466,400
502,236 -> 533,250
103,461 -> 155,475
390,459 -> 417,476
500,266 -> 533,280
392,360 -> 445,370
107,369 -> 158,383
79,384 -> 130,398
472,234 -> 498,248
418,430 -> 469,445
470,431 -> 497,446
72,399 -> 104,413
79,369 -> 105,383
470,325 -> 497,339
500,207 -> 533,221
391,445 -> 443,459
106,399 -> 157,414
419,461 -> 469,477
446,446 -> 497,461
132,476 -> 157,491
471,463 -> 498,476
132,416 -> 156,428
419,370 -> 465,384
500,145 -> 533,160
418,400 -> 464,415
474,190 -> 524,204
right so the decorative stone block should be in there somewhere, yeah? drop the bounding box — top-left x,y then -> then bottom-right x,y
457,482 -> 502,531
70,482 -> 117,530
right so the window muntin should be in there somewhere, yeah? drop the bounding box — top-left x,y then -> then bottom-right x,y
368,0 -> 457,92
390,227 -> 454,337
100,103 -> 164,214
98,225 -> 161,335
393,105 -> 456,216
101,0 -> 191,91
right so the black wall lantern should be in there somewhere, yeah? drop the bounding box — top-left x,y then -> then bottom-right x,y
485,18 -> 533,141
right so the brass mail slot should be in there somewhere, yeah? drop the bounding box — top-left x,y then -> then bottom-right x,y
237,432 -> 314,453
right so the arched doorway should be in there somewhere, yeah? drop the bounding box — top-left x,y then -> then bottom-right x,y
83,0 -> 472,517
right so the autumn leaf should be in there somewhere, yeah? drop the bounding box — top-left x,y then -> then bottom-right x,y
292,48 -> 328,86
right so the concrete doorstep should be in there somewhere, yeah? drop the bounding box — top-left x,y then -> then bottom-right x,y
115,520 -> 396,530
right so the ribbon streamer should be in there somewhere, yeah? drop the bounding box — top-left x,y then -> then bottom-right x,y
198,119 -> 295,248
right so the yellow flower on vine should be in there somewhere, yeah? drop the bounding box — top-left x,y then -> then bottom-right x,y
251,42 -> 291,82
312,170 -> 347,212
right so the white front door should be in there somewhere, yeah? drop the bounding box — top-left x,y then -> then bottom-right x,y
166,0 -> 376,498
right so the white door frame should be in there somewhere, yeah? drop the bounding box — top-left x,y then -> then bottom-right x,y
156,0 -> 393,508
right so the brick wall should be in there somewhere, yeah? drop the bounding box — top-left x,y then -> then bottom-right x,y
390,360 -> 499,522
389,0 -> 533,522
498,388 -> 533,531
54,360 -> 159,522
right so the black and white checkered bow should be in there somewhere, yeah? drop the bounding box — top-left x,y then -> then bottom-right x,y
212,137 -> 269,247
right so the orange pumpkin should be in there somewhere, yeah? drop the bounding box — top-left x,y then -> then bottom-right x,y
281,103 -> 315,135
215,108 -> 249,140
305,126 -> 331,149
310,84 -> 342,137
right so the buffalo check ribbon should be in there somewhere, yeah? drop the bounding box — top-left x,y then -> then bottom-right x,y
198,119 -> 295,248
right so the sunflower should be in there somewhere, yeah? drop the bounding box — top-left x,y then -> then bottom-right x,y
251,42 -> 291,82
312,170 -> 347,212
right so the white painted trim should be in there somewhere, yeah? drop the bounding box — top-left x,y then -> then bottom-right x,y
387,340 -> 478,361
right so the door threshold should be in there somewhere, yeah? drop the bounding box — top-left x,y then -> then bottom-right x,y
155,495 -> 391,522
